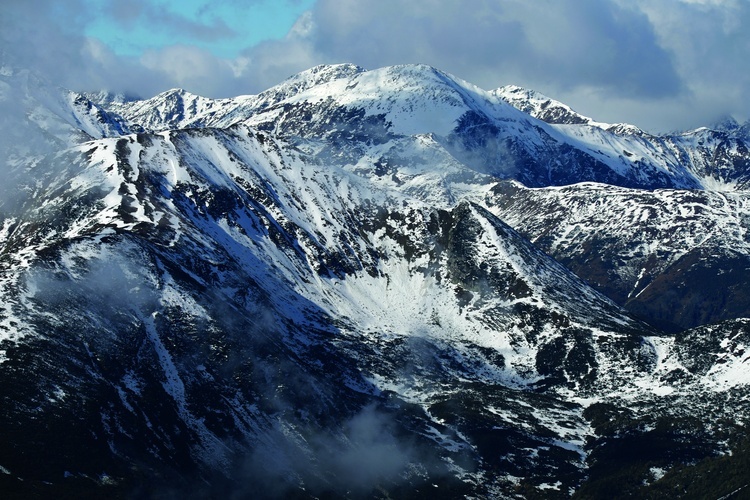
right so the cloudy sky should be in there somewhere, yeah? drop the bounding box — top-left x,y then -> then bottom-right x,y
2,0 -> 748,132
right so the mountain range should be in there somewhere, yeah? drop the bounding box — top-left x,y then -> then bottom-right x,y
0,62 -> 749,498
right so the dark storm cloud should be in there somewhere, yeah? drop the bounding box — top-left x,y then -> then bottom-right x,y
238,0 -> 750,131
304,0 -> 682,99
630,0 -> 750,124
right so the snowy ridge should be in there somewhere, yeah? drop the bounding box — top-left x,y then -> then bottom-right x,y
90,63 -> 366,134
494,84 -> 645,135
75,64 -> 750,191
98,88 -> 256,133
242,65 -> 750,190
494,85 -> 596,126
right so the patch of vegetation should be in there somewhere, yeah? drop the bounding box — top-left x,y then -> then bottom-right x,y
575,403 -> 747,499
642,428 -> 750,499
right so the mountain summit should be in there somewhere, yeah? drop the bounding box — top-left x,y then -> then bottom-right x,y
1,64 -> 749,498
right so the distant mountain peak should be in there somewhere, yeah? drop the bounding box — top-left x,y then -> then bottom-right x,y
710,114 -> 740,132
83,90 -> 141,107
271,62 -> 366,93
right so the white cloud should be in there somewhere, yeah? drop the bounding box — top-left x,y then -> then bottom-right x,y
3,0 -> 750,131
140,45 -> 238,94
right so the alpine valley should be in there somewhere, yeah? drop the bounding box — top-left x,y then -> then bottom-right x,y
1,62 -> 749,499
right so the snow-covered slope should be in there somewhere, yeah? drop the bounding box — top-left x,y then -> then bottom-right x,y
1,63 -> 749,498
0,125 -> 635,496
495,84 -> 750,190
93,88 -> 254,133
247,65 -> 750,191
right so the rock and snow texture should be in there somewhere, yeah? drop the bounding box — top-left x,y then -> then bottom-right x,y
0,63 -> 749,498
486,181 -> 750,330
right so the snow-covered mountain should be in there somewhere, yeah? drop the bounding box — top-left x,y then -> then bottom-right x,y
1,63 -> 749,498
88,63 -> 750,191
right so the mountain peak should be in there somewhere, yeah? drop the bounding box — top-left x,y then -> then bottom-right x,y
83,90 -> 140,107
710,114 -> 740,132
274,63 -> 366,91
304,62 -> 366,79
159,87 -> 197,99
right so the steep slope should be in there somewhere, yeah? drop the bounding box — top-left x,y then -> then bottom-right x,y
494,85 -> 607,127
496,84 -> 750,190
0,128 -> 460,496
